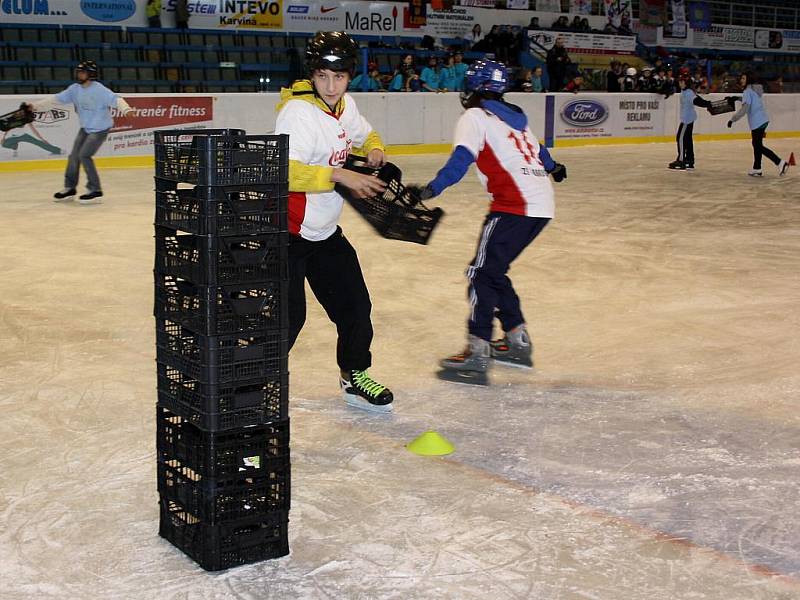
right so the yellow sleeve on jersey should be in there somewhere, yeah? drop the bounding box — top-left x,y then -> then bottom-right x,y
353,130 -> 385,156
289,160 -> 335,193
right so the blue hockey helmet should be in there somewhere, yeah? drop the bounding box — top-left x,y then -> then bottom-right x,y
465,59 -> 509,94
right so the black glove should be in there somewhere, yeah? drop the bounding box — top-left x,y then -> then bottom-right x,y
548,163 -> 567,183
406,184 -> 435,203
727,120 -> 733,128
725,95 -> 741,104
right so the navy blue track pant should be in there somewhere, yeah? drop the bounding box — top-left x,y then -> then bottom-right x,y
465,212 -> 550,341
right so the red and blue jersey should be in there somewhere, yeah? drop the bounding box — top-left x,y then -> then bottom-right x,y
428,100 -> 555,219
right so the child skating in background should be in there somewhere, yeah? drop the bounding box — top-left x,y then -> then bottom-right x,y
728,71 -> 791,177
668,74 -> 712,171
409,59 -> 567,385
25,60 -> 132,204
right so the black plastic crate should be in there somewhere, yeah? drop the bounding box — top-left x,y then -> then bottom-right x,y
156,318 -> 287,384
158,458 -> 290,524
154,178 -> 288,236
154,273 -> 287,336
155,130 -> 288,186
157,405 -> 290,479
159,498 -> 289,571
157,362 -> 288,431
154,226 -> 288,285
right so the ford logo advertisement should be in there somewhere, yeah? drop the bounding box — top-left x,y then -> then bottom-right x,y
560,100 -> 609,127
80,0 -> 136,22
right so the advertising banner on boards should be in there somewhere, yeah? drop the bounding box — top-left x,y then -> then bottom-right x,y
554,94 -> 666,141
0,96 -> 214,161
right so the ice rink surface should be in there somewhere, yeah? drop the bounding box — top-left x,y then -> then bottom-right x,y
1,139 -> 799,599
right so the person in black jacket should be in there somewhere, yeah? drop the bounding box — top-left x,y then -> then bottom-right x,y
546,37 -> 570,92
606,61 -> 622,92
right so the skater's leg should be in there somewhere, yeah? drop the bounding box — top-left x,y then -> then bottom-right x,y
305,229 -> 373,372
305,229 -> 391,411
493,216 -> 550,333
751,127 -> 764,170
684,122 -> 695,167
64,129 -> 86,190
78,130 -> 108,194
491,216 -> 549,368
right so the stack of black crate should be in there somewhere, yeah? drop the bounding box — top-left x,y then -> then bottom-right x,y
152,129 -> 291,571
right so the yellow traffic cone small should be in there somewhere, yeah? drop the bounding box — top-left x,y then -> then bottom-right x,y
406,431 -> 455,456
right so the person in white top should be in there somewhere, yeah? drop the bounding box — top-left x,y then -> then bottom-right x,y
25,61 -> 132,204
274,31 -> 395,412
411,59 -> 567,385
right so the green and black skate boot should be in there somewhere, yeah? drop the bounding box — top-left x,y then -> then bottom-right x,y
340,369 -> 394,413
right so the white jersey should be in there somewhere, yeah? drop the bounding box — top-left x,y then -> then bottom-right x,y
454,107 -> 555,218
275,94 -> 374,241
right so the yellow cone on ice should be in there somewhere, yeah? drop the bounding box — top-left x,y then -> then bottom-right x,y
406,431 -> 455,456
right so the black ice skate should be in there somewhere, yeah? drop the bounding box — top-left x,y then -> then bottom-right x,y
53,188 -> 76,201
668,160 -> 686,170
437,335 -> 490,386
340,369 -> 394,413
491,325 -> 533,369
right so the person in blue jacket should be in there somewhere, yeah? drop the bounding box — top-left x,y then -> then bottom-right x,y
349,62 -> 384,92
728,71 -> 790,177
439,54 -> 458,91
668,74 -> 712,171
452,51 -> 468,91
27,60 -> 132,204
419,55 -> 443,92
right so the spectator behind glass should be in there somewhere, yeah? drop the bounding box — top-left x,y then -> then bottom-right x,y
552,16 -> 569,31
530,65 -> 545,92
174,0 -> 189,28
388,54 -> 415,91
515,68 -> 533,92
452,51 -> 468,91
694,68 -> 708,93
607,60 -> 622,92
546,36 -> 570,91
146,0 -> 161,28
637,67 -> 654,92
662,67 -> 676,97
349,62 -> 385,92
621,67 -> 638,92
439,54 -> 459,91
527,17 -> 540,31
472,24 -> 498,54
496,25 -> 515,64
570,16 -> 582,31
580,18 -> 591,32
419,55 -> 443,92
404,68 -> 421,92
618,14 -> 633,35
564,74 -> 583,94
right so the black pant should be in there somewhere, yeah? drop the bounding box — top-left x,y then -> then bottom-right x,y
466,213 -> 550,341
676,122 -> 694,166
288,228 -> 373,372
751,125 -> 780,170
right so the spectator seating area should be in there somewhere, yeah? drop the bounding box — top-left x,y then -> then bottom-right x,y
0,24 -> 307,94
0,24 -> 488,95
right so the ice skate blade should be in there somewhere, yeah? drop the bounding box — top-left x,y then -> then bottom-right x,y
342,393 -> 393,413
436,368 -> 488,386
492,358 -> 534,370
